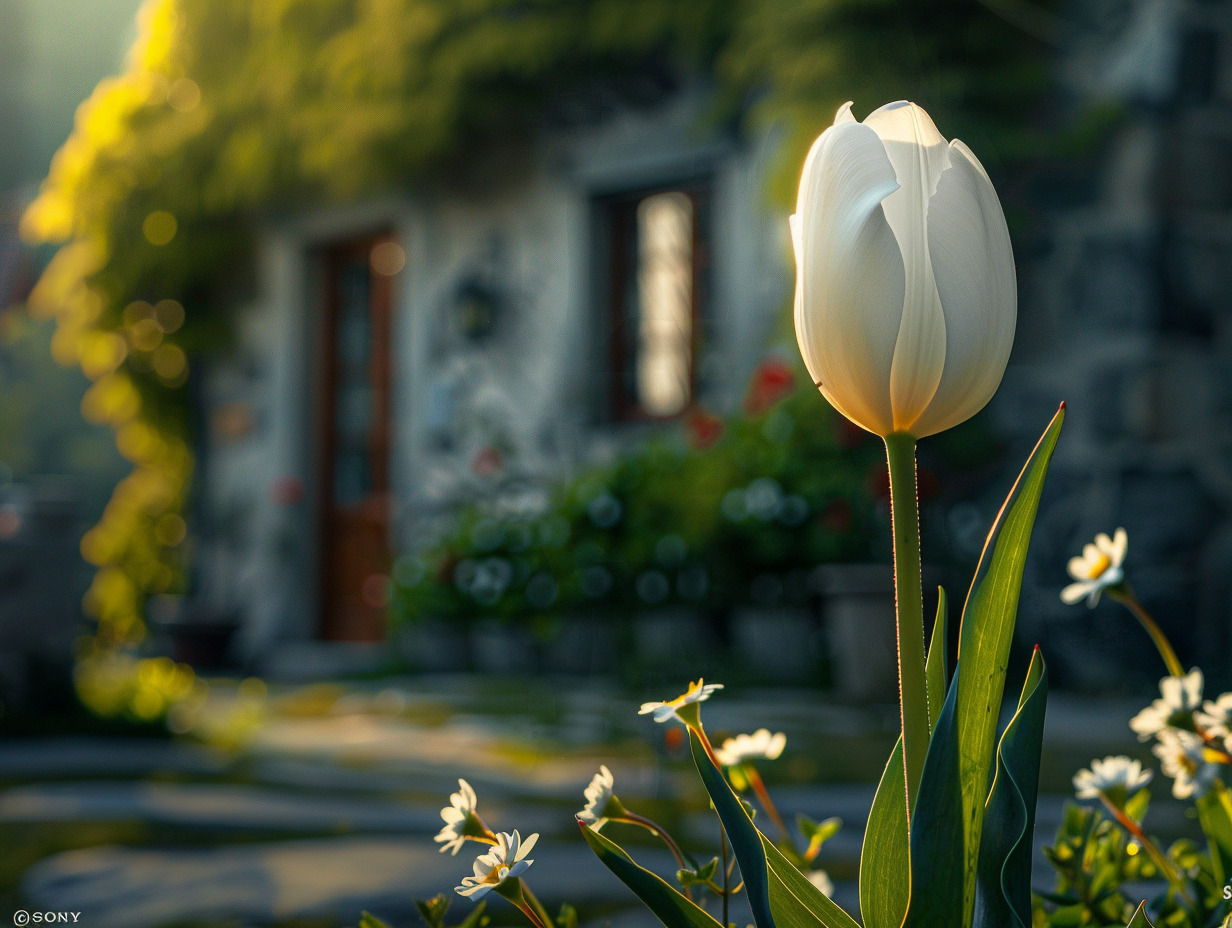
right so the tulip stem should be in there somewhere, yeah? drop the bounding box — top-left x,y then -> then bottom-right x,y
885,431 -> 929,822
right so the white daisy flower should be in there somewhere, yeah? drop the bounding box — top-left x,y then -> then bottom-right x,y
715,729 -> 787,766
638,679 -> 723,724
806,869 -> 834,898
1072,755 -> 1153,801
1152,729 -> 1224,800
1129,669 -> 1204,741
1197,693 -> 1232,743
1061,528 -> 1128,607
436,778 -> 483,855
455,830 -> 538,899
577,765 -> 625,830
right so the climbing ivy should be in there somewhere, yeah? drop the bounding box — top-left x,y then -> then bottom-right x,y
21,0 -> 1058,653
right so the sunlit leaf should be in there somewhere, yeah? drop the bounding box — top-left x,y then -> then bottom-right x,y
975,648 -> 1048,928
904,405 -> 1064,927
859,736 -> 909,928
578,819 -> 725,928
690,732 -> 860,928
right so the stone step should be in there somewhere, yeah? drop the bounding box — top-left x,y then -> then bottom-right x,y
19,835 -> 680,928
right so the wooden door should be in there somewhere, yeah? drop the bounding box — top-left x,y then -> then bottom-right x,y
318,233 -> 398,641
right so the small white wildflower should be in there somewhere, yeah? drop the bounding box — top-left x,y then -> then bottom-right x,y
436,778 -> 481,855
1129,669 -> 1204,741
1072,755 -> 1153,801
1197,693 -> 1232,743
1060,528 -> 1128,607
577,765 -> 624,830
455,830 -> 538,899
806,869 -> 834,898
638,679 -> 723,725
715,729 -> 787,766
1152,729 -> 1223,800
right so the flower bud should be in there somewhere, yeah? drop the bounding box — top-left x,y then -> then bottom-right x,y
792,101 -> 1016,438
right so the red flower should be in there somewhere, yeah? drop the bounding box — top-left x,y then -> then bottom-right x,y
471,446 -> 503,476
269,475 -> 305,506
744,358 -> 795,416
685,408 -> 725,449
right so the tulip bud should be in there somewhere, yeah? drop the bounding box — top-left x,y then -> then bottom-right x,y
791,101 -> 1016,439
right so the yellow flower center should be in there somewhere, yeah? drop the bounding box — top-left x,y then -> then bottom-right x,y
1085,553 -> 1111,580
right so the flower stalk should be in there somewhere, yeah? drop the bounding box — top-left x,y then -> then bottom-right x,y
885,431 -> 929,817
1108,587 -> 1184,678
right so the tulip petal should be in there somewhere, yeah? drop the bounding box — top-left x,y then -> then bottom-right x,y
834,101 -> 856,125
863,101 -> 951,432
909,139 -> 1016,436
793,121 -> 904,436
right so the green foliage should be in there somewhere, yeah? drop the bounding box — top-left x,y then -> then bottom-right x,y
413,894 -> 489,928
362,911 -> 397,928
577,408 -> 1062,928
977,648 -> 1048,928
391,377 -> 882,629
690,731 -> 861,928
1036,804 -> 1162,926
21,0 -> 1061,656
859,735 -> 908,928
579,821 -> 725,928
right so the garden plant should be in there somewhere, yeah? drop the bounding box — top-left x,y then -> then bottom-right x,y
386,100 -> 1232,928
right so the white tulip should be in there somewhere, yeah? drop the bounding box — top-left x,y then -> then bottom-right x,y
791,100 -> 1016,439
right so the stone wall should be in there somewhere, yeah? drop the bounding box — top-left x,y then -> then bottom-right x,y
992,0 -> 1232,690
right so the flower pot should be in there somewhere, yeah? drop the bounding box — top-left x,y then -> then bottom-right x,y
816,563 -> 898,701
730,606 -> 821,683
470,620 -> 538,675
396,619 -> 471,673
542,614 -> 619,675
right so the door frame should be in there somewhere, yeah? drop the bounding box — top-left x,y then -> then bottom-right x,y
313,230 -> 397,641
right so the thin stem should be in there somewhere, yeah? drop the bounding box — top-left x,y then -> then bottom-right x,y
512,895 -> 551,928
720,821 -> 730,927
744,765 -> 790,842
1110,588 -> 1184,678
620,810 -> 694,901
521,883 -> 554,928
884,431 -> 929,820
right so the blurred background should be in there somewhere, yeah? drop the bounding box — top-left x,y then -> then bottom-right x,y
0,0 -> 1229,924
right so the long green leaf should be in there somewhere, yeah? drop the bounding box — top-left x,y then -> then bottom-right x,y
975,648 -> 1048,928
1125,902 -> 1156,927
689,732 -> 860,928
859,737 -> 909,928
951,405 -> 1064,923
901,670 -> 966,928
578,820 -> 725,928
1196,781 -> 1232,886
926,587 -> 949,734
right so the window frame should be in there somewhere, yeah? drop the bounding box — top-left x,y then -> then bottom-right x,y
594,177 -> 711,423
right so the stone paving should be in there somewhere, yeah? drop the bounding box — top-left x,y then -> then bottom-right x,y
0,677 -> 1177,928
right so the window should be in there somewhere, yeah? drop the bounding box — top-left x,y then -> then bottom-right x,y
599,183 -> 708,421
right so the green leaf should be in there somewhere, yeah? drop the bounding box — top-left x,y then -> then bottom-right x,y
690,731 -> 860,928
859,736 -> 909,928
1125,902 -> 1156,927
908,405 -> 1065,926
1196,781 -> 1232,886
901,672 -> 967,928
975,648 -> 1048,928
926,587 -> 948,733
578,819 -> 725,928
413,896 -> 448,928
362,912 -> 397,928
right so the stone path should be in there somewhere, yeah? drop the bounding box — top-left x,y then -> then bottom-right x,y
0,679 -> 1176,928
